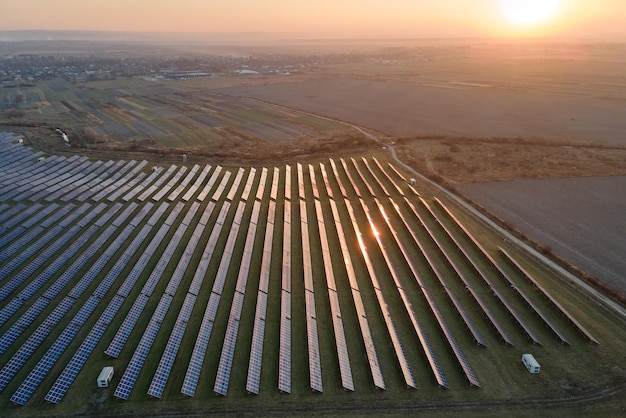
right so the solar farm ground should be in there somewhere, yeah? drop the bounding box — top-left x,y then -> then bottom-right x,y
0,131 -> 624,416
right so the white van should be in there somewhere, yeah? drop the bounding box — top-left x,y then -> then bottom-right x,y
97,366 -> 114,387
522,354 -> 540,374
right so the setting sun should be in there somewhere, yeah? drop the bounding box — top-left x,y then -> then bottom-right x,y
500,0 -> 560,24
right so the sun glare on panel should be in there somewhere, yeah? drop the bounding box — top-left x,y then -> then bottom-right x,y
500,0 -> 560,24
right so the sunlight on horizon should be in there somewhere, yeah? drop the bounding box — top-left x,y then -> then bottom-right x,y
0,0 -> 622,40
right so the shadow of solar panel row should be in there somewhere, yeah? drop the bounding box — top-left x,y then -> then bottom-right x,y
429,198 -> 543,346
392,199 -> 487,349
498,247 -> 599,345
402,198 -> 514,346
345,198 -> 417,389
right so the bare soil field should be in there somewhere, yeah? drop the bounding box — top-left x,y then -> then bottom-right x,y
458,176 -> 626,294
217,78 -> 626,146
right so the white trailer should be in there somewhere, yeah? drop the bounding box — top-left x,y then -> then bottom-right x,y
522,354 -> 540,374
97,366 -> 114,387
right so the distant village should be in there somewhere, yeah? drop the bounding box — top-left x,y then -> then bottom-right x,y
0,43 -> 432,84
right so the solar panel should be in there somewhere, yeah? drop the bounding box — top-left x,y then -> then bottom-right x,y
168,164 -> 199,201
385,199 -> 487,348
182,164 -> 211,201
499,247 -> 598,344
344,197 -> 418,389
211,170 -> 231,201
278,290 -> 291,394
426,197 -> 542,346
270,167 -> 279,200
197,165 -> 222,201
114,321 -> 162,400
181,298 -> 216,396
339,158 -> 361,198
226,167 -> 245,201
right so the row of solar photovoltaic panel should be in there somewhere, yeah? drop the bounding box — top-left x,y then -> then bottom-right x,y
0,204 -> 58,251
44,204 -> 167,404
181,200 -> 246,397
434,209 -> 570,346
105,202 -> 189,359
246,199 -> 276,394
1,201 -> 148,403
327,198 -> 385,390
440,199 -> 572,345
299,198 -> 323,393
277,187 -> 292,394
3,200 -> 143,393
0,202 -> 108,304
213,200 -> 261,396
398,197 -> 514,347
391,199 -> 487,348
346,198 -> 418,389
427,198 -> 544,346
498,247 -> 598,344
371,198 -> 479,387
102,164 -> 149,202
1,155 -> 86,202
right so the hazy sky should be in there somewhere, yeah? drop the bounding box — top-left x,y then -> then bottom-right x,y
1,0 -> 625,39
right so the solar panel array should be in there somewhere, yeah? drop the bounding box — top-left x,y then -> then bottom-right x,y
429,198 -> 544,346
344,199 -> 418,390
300,199 -> 323,393
278,175 -> 292,394
0,137 -> 598,406
374,198 -> 479,387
